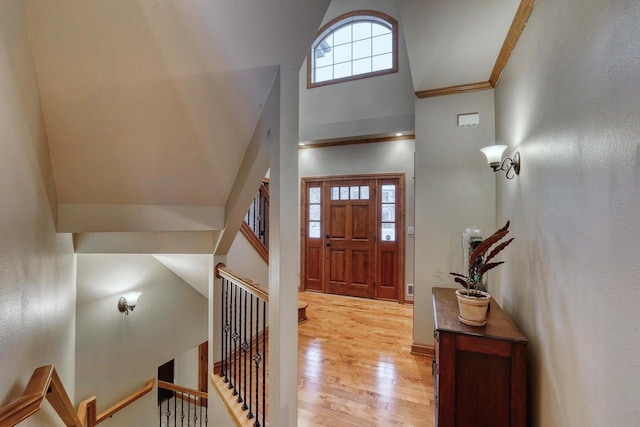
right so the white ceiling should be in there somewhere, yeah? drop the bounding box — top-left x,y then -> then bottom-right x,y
397,0 -> 521,91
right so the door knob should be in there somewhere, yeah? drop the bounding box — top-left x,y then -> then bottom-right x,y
326,243 -> 331,247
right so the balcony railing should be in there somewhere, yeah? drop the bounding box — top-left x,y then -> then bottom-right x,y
157,380 -> 208,426
212,264 -> 268,427
241,180 -> 269,263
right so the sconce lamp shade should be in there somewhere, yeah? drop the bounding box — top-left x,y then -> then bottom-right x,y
124,292 -> 141,307
480,145 -> 508,169
118,292 -> 142,315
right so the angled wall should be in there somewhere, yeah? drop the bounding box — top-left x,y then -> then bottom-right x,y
0,1 -> 77,425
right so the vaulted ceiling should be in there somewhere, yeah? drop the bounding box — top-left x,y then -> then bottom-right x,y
25,0 -> 330,233
24,0 -> 522,237
398,0 -> 521,93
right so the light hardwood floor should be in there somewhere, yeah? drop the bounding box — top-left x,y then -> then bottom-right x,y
298,292 -> 434,427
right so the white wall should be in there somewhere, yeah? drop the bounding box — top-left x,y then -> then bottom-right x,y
0,1 -> 77,425
75,254 -> 207,426
299,0 -> 415,142
174,345 -> 199,390
493,0 -> 640,425
299,139 -> 416,291
227,232 -> 269,287
413,90 -> 496,346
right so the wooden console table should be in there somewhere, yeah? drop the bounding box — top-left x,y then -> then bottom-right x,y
432,287 -> 527,427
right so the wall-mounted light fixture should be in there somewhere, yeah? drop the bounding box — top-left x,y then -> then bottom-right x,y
118,292 -> 141,315
480,145 -> 520,179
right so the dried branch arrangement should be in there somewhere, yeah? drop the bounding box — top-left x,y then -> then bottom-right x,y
450,221 -> 514,293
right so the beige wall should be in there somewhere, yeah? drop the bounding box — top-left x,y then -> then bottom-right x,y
228,232 -> 269,287
413,90 -> 496,346
75,254 -> 207,426
0,1 -> 77,425
175,345 -> 199,390
493,0 -> 640,425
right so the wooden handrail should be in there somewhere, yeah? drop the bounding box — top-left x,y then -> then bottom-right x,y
215,265 -> 269,301
1,367 -> 154,427
157,381 -> 208,400
77,396 -> 97,427
0,365 -> 83,427
95,378 -> 154,424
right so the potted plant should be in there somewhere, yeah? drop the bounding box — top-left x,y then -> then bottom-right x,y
450,221 -> 514,326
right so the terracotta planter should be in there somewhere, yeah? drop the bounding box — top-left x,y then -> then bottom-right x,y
455,289 -> 490,326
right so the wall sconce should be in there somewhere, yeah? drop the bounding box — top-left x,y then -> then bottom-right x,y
480,145 -> 520,179
118,292 -> 141,315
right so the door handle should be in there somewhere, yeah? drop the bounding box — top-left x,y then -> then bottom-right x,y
326,235 -> 331,239
326,243 -> 331,247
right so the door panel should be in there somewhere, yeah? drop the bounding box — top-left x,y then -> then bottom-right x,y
325,179 -> 376,298
377,179 -> 401,300
329,205 -> 347,238
352,250 -> 370,284
329,250 -> 346,282
352,205 -> 369,239
378,249 -> 397,297
307,247 -> 322,282
303,183 -> 324,291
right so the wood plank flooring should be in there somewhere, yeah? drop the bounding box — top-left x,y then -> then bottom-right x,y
211,291 -> 434,426
298,292 -> 434,427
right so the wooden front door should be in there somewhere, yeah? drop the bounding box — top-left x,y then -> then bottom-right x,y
325,179 -> 376,298
302,174 -> 405,301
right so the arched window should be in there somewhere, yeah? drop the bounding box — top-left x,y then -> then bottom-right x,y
307,10 -> 398,88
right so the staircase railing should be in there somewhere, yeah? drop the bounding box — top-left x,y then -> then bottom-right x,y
241,180 -> 269,263
90,378 -> 154,425
212,264 -> 268,427
157,381 -> 208,426
0,365 -> 154,427
0,365 -> 81,427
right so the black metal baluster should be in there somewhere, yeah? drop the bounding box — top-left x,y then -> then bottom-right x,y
181,391 -> 184,426
251,196 -> 256,232
253,301 -> 262,427
232,284 -> 239,396
187,392 -> 190,427
222,278 -> 230,383
237,289 -> 244,404
159,397 -> 162,426
260,189 -> 266,244
228,284 -> 234,390
261,299 -> 266,427
221,277 -> 226,380
248,294 -> 254,420
165,395 -> 171,425
193,392 -> 198,425
205,404 -> 208,427
242,288 -> 248,411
